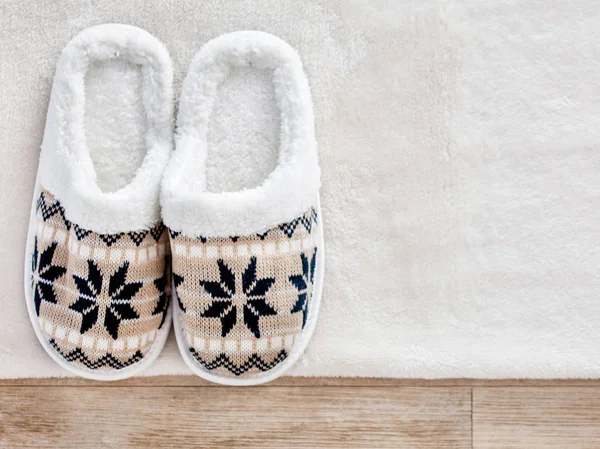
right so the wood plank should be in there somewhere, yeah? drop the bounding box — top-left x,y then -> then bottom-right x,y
0,375 -> 405,388
2,376 -> 600,388
473,387 -> 600,448
0,386 -> 471,449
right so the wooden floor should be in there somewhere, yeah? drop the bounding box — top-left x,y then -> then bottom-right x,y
2,377 -> 600,448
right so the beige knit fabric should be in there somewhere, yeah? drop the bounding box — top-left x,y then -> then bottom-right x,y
171,207 -> 319,377
31,189 -> 170,370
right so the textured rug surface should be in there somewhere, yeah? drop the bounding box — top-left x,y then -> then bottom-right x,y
2,0 -> 600,378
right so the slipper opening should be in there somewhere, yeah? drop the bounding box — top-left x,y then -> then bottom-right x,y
85,58 -> 148,192
55,24 -> 173,195
205,65 -> 280,193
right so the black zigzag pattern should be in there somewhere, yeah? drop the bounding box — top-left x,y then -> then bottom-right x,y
256,230 -> 270,240
99,233 -> 124,246
150,223 -> 166,242
278,221 -> 297,238
278,208 -> 318,238
73,224 -> 92,240
310,207 -> 318,226
37,193 -> 71,230
38,191 -> 168,247
128,230 -> 148,246
49,339 -> 144,370
189,348 -> 288,376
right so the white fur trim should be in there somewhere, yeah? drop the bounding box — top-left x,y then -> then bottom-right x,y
161,31 -> 320,238
39,24 -> 173,234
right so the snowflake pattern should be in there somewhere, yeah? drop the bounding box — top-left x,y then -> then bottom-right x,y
193,257 -> 277,338
152,256 -> 171,328
70,260 -> 142,339
289,250 -> 317,329
31,238 -> 67,316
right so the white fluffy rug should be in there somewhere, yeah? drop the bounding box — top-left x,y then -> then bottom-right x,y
2,0 -> 600,379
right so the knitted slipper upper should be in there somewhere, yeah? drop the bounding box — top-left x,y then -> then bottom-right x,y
170,207 -> 320,378
32,189 -> 170,370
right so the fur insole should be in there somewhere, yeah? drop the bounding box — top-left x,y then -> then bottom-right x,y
84,59 -> 148,193
206,67 -> 280,193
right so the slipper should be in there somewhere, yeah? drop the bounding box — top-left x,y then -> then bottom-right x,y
162,31 -> 324,385
23,24 -> 174,380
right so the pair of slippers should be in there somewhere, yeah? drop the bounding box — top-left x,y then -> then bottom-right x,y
24,24 -> 323,385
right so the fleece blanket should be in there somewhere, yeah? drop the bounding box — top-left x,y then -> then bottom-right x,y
2,0 -> 600,379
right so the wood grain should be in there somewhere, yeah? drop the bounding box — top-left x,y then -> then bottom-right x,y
2,376 -> 600,388
4,377 -> 600,448
0,385 -> 471,449
473,387 -> 600,449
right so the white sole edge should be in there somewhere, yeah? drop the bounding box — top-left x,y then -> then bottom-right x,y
173,199 -> 325,386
